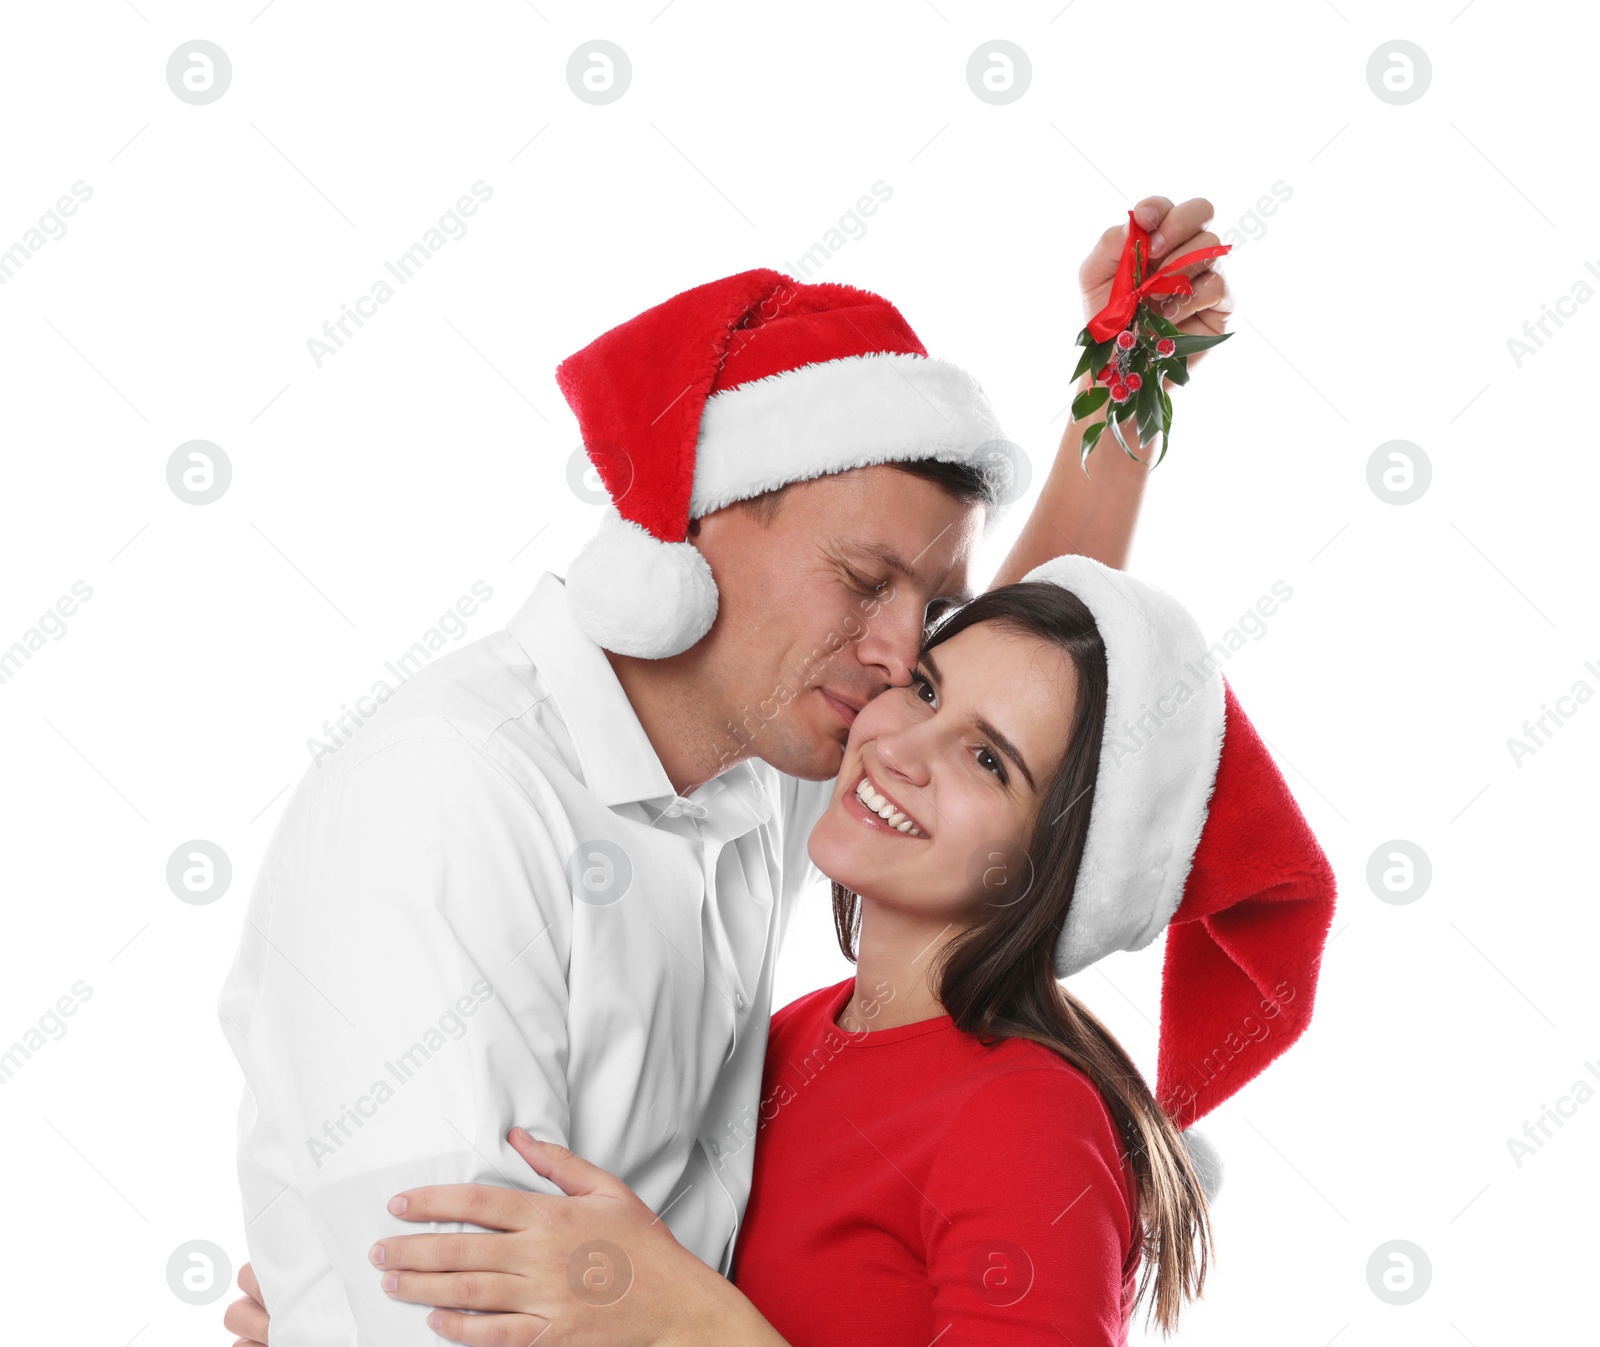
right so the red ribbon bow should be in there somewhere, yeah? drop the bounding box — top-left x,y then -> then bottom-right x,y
1085,211 -> 1232,343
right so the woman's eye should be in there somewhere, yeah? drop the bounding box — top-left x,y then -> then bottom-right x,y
976,746 -> 1006,780
847,570 -> 886,595
910,672 -> 936,705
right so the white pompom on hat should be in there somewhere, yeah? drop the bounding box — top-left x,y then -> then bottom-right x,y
564,508 -> 719,662
555,268 -> 1015,659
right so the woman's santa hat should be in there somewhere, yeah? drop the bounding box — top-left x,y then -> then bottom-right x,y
555,268 -> 1015,659
1025,554 -> 1338,1157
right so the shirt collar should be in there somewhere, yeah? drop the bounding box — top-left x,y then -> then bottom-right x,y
504,572 -> 772,831
683,763 -> 774,840
506,572 -> 676,808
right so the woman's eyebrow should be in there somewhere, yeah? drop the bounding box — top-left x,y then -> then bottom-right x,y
917,649 -> 1036,791
977,717 -> 1035,790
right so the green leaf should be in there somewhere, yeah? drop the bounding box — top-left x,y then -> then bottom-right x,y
1163,357 -> 1190,387
1140,307 -> 1182,339
1171,331 -> 1233,358
1107,403 -> 1146,465
1075,325 -> 1094,348
1135,377 -> 1161,443
1071,386 -> 1110,421
1078,419 -> 1106,470
1105,405 -> 1129,454
1074,335 -> 1119,383
1154,389 -> 1173,468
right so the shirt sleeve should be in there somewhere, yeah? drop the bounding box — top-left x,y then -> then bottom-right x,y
218,733 -> 575,1346
920,1066 -> 1138,1346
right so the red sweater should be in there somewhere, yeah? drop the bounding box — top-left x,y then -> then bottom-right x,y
731,979 -> 1141,1346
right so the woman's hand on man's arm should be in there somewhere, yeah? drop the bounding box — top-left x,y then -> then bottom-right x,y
371,1128 -> 789,1347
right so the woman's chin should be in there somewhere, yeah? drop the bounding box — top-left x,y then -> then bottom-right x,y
808,811 -> 914,899
809,814 -> 874,886
807,818 -> 849,883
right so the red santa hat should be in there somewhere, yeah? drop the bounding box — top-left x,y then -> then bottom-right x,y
1026,554 -> 1338,1140
555,268 -> 1015,659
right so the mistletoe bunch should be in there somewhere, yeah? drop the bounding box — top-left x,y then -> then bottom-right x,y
1070,214 -> 1233,469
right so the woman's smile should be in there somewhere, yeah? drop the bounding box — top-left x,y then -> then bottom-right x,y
845,771 -> 930,838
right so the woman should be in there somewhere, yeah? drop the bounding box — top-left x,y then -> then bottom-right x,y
228,555 -> 1336,1345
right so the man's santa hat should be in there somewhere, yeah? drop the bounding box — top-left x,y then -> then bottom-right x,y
555,267 -> 1015,659
1025,554 -> 1338,1160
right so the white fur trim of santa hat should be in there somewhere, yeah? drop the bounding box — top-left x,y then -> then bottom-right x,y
1023,554 -> 1229,980
689,351 -> 1016,527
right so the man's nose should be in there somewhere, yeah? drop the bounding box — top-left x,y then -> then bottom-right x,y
852,596 -> 924,687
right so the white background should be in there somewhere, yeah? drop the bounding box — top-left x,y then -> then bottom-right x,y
1,1 -> 1594,1342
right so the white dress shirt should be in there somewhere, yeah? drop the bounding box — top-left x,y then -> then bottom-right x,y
218,570 -> 832,1345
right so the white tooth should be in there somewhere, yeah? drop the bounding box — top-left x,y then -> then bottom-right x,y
869,793 -> 888,811
895,819 -> 913,832
877,804 -> 896,820
885,811 -> 905,827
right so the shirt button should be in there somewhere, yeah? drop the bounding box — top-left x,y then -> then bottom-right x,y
662,803 -> 682,818
685,803 -> 708,820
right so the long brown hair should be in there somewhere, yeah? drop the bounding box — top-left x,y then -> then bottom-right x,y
831,581 -> 1212,1334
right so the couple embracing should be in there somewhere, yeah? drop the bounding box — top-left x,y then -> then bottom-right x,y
220,195 -> 1337,1346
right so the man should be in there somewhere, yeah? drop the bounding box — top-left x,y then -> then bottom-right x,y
222,195 -> 1229,1344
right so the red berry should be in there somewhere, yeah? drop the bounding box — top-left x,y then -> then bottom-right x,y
1109,382 -> 1131,403
1097,364 -> 1115,382
1116,330 -> 1137,350
1156,338 -> 1177,357
1125,372 -> 1143,391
